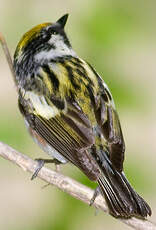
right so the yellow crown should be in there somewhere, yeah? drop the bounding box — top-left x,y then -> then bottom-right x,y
15,22 -> 51,56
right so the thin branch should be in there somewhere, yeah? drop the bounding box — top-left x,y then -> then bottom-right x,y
0,141 -> 155,230
0,32 -> 17,90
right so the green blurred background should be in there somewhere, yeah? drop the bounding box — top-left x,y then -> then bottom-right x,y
0,0 -> 156,229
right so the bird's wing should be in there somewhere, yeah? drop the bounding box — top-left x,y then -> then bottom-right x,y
18,93 -> 100,181
94,83 -> 125,172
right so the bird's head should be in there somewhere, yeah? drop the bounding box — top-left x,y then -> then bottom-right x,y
14,14 -> 76,68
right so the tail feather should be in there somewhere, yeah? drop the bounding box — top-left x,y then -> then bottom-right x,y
98,168 -> 151,218
121,173 -> 151,217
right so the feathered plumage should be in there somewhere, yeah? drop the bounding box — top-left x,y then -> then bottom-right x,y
13,14 -> 151,218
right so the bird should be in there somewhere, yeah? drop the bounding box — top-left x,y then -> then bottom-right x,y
13,14 -> 151,218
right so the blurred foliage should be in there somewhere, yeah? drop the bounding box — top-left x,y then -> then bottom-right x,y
78,3 -> 148,110
83,6 -> 135,48
0,116 -> 26,148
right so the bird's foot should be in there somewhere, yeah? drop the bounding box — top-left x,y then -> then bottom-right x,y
90,186 -> 101,206
31,158 -> 62,180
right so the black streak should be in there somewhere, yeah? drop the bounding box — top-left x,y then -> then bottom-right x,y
65,65 -> 80,90
42,64 -> 59,91
51,96 -> 65,110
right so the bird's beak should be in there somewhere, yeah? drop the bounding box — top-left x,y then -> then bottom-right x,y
56,14 -> 69,29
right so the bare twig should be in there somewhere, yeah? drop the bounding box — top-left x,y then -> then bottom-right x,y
0,141 -> 155,230
0,32 -> 17,90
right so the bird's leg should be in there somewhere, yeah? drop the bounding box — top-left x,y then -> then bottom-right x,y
31,158 -> 62,180
89,186 -> 101,206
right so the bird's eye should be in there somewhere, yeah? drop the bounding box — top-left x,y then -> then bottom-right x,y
48,27 -> 58,35
52,31 -> 58,35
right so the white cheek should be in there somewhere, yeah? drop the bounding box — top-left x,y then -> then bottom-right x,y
49,35 -> 67,52
35,35 -> 76,61
48,34 -> 61,45
48,35 -> 76,57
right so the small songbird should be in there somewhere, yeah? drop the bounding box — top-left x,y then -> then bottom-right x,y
13,14 -> 151,218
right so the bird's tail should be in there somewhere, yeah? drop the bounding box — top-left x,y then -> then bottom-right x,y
98,164 -> 151,218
